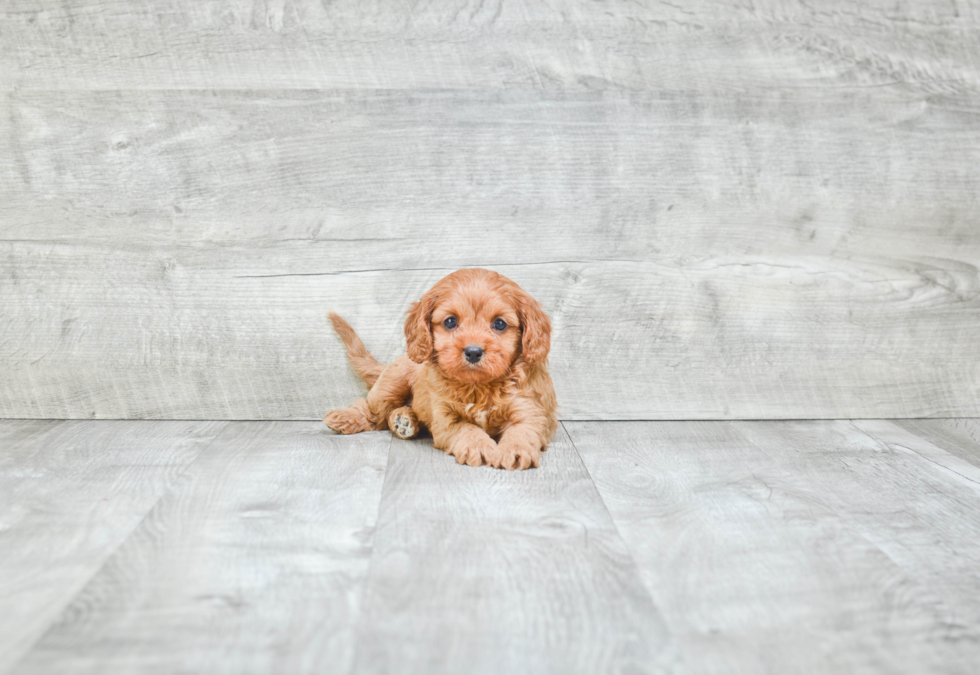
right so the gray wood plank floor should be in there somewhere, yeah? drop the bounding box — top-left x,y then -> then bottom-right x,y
571,420 -> 980,674
10,422 -> 389,675
351,426 -> 670,675
3,419 -> 980,674
0,420 -> 226,674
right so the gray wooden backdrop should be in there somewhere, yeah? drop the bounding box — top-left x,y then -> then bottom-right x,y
2,0 -> 979,420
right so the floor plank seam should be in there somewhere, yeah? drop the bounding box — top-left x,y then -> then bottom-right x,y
852,420 -> 980,489
557,421 -> 664,610
4,421 -> 232,675
836,420 -> 980,573
345,432 -> 395,675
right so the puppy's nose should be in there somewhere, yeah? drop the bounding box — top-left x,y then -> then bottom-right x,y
463,345 -> 484,364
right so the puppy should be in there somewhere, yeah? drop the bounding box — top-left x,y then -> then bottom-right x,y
324,268 -> 558,470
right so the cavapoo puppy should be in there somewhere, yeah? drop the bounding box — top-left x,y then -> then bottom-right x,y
324,268 -> 558,470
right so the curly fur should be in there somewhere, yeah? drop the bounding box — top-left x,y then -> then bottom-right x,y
324,269 -> 558,470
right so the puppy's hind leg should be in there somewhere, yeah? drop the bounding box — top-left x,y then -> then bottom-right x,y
324,355 -> 417,435
324,397 -> 372,434
365,355 -> 417,433
388,406 -> 419,439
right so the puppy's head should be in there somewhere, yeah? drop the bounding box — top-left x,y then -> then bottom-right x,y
404,269 -> 551,383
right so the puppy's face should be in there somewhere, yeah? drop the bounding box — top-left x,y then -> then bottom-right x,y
404,269 -> 551,383
430,286 -> 521,384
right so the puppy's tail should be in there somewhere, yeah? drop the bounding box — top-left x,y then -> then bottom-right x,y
329,313 -> 385,388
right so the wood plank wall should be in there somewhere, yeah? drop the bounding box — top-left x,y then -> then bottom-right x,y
1,0 -> 979,420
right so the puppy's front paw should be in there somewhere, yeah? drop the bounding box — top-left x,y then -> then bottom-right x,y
492,440 -> 541,470
388,407 -> 419,440
324,406 -> 371,434
449,434 -> 496,467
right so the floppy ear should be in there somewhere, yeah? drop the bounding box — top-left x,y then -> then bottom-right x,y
517,290 -> 551,365
404,291 -> 436,363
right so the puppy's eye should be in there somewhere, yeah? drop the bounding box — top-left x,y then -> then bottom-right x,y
443,317 -> 458,330
492,318 -> 507,331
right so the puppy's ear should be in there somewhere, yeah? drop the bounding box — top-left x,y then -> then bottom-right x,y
404,291 -> 436,363
517,289 -> 551,365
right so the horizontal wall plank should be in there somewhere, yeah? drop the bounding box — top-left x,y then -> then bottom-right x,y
1,248 -> 978,419
567,420 -> 980,673
2,0 -> 978,92
12,423 -> 390,675
2,89 -> 979,258
0,420 -> 226,674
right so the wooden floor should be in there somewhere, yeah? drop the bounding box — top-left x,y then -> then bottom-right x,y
2,419 -> 979,674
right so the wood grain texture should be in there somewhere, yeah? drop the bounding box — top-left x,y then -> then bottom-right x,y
2,250 -> 978,420
853,419 -> 980,484
3,89 -> 979,254
351,425 -> 672,675
10,423 -> 390,675
567,420 -> 980,674
0,419 -> 225,675
891,418 -> 980,469
2,5 -> 980,420
2,0 -> 978,92
6,419 -> 980,672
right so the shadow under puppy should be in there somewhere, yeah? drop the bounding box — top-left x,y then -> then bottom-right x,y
324,268 -> 558,470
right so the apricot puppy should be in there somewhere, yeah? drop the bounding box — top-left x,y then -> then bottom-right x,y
324,268 -> 558,470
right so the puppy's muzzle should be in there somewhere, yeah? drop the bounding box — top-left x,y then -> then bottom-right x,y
463,345 -> 484,364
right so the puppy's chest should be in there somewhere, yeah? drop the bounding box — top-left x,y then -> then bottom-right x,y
455,387 -> 515,433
